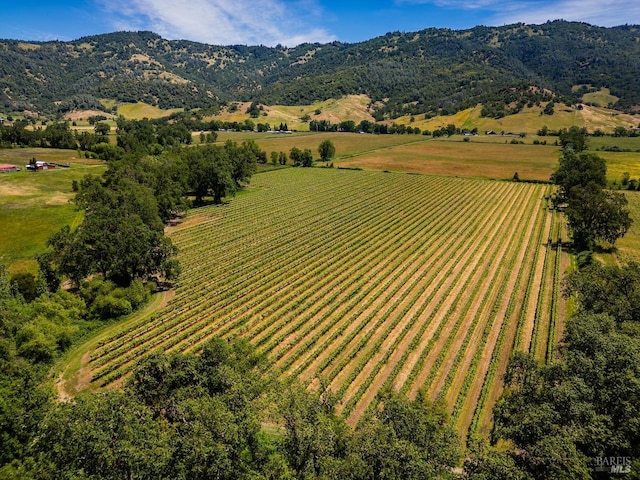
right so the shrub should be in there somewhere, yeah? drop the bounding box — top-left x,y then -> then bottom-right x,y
91,294 -> 132,319
124,279 -> 151,310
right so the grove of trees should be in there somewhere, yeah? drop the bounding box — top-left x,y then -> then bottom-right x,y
551,127 -> 632,250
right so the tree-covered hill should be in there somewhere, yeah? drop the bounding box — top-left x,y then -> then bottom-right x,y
1,21 -> 639,118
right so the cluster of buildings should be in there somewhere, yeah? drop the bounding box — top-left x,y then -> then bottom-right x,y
0,160 -> 70,173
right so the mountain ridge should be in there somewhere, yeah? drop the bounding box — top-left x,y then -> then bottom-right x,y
1,21 -> 639,119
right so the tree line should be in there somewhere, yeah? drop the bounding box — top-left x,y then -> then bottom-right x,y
40,137 -> 262,296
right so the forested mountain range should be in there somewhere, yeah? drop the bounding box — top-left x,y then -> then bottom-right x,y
1,20 -> 639,119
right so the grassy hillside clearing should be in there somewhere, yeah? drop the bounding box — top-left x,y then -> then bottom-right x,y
581,87 -> 619,107
107,93 -> 639,135
117,102 -> 183,120
210,94 -> 376,131
394,102 -> 639,134
71,168 -> 565,441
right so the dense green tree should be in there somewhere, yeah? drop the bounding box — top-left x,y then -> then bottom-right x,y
301,149 -> 314,168
184,144 -> 235,204
338,120 -> 356,132
542,101 -> 555,115
91,141 -> 126,161
48,175 -> 179,286
43,122 -> 76,149
0,267 -> 88,471
225,139 -> 259,186
564,183 -> 631,249
551,147 -> 630,249
464,439 -> 531,480
34,392 -> 175,478
9,272 -> 43,303
351,392 -> 462,480
75,130 -> 101,151
551,150 -> 607,201
289,147 -> 303,167
46,225 -> 93,287
246,101 -> 261,118
558,126 -> 588,152
318,139 -> 336,162
281,384 -> 349,479
564,262 -> 640,324
358,120 -> 375,133
35,252 -> 61,293
94,121 -> 111,138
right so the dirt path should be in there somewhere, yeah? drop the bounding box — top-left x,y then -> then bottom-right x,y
54,289 -> 174,400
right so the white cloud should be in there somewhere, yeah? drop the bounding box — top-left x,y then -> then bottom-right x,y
397,0 -> 640,26
97,0 -> 335,46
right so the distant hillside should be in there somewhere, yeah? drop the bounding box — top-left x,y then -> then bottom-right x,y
1,21 -> 640,120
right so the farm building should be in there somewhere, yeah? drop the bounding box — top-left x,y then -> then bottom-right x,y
0,163 -> 20,173
26,160 -> 56,171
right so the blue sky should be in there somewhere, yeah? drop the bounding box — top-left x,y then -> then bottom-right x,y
2,0 -> 640,46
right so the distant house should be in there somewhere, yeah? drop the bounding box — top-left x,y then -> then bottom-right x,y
0,163 -> 20,173
26,160 -> 56,171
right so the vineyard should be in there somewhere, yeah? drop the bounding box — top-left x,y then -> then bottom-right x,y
83,168 -> 565,439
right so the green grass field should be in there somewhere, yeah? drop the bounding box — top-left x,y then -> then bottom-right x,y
582,87 -> 618,107
609,191 -> 640,265
0,148 -> 106,273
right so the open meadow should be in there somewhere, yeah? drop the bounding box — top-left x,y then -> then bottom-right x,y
75,168 -> 566,440
0,148 -> 106,273
336,137 -> 559,181
217,130 -> 640,181
216,130 -> 561,181
612,191 -> 640,264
